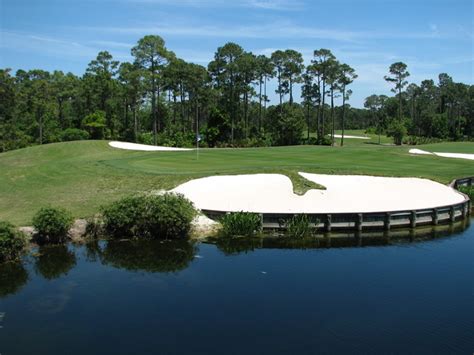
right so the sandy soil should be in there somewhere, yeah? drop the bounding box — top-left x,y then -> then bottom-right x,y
173,173 -> 465,214
109,141 -> 192,151
409,148 -> 474,160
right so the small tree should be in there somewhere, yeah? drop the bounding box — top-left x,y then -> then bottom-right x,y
387,119 -> 407,145
82,111 -> 106,139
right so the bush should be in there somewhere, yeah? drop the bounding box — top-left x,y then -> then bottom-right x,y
0,222 -> 27,262
32,207 -> 73,244
403,135 -> 443,145
60,128 -> 90,142
102,193 -> 196,239
387,120 -> 408,145
280,214 -> 314,238
220,212 -> 262,237
102,196 -> 147,238
458,186 -> 474,201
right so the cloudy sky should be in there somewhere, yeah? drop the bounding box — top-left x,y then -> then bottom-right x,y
1,0 -> 472,107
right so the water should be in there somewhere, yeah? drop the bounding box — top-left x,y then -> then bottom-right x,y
1,221 -> 473,354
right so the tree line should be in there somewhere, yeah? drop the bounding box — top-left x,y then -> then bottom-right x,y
365,62 -> 473,144
0,35 -> 472,152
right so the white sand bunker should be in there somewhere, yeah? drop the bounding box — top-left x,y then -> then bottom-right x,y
109,141 -> 192,151
409,148 -> 474,161
329,134 -> 370,140
173,173 -> 465,214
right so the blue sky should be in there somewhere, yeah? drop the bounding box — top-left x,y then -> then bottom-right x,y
1,0 -> 472,107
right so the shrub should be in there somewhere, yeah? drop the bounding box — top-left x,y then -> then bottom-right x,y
102,193 -> 196,239
220,212 -> 262,237
60,128 -> 90,142
82,111 -> 106,139
102,196 -> 147,238
458,185 -> 474,201
386,120 -> 407,145
0,222 -> 27,263
280,214 -> 314,238
144,193 -> 196,239
32,207 -> 73,244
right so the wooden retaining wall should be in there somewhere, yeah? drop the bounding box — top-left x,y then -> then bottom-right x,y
203,176 -> 472,232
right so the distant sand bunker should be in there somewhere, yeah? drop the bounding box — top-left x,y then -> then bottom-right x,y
409,149 -> 474,161
328,134 -> 370,140
109,141 -> 192,151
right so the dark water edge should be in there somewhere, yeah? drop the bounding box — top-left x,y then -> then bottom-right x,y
1,219 -> 473,355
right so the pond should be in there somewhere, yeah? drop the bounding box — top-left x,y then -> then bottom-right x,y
1,220 -> 473,354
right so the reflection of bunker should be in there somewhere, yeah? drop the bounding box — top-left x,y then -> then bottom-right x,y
212,218 -> 471,254
174,174 -> 472,232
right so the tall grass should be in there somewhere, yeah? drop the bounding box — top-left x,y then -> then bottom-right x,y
220,212 -> 262,237
280,214 -> 315,238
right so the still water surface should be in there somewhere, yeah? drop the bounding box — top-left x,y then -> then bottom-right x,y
1,221 -> 473,354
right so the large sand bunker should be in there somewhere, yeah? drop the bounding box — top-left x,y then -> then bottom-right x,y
173,173 -> 465,214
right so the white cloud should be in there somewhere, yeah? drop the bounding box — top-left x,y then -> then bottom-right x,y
0,31 -> 131,62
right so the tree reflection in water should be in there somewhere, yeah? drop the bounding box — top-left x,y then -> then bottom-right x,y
0,261 -> 28,298
34,245 -> 77,280
100,239 -> 197,273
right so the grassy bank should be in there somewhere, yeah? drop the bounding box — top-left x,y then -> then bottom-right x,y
0,140 -> 472,225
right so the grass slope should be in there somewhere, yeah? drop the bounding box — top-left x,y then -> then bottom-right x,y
0,140 -> 472,225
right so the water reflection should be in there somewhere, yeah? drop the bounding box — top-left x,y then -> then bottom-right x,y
0,219 -> 470,299
0,261 -> 28,298
100,239 -> 197,273
34,245 -> 77,280
212,219 -> 470,255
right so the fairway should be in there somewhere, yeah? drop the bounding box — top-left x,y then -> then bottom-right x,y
0,140 -> 473,225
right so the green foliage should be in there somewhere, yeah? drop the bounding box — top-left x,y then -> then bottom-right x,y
387,119 -> 408,145
60,128 -> 90,142
458,185 -> 474,201
267,104 -> 305,145
280,214 -> 314,238
403,136 -> 443,145
220,212 -> 262,237
102,193 -> 196,239
101,195 -> 147,238
0,222 -> 27,263
82,111 -> 106,139
32,207 -> 73,244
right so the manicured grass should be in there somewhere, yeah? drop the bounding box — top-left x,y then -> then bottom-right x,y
0,140 -> 472,225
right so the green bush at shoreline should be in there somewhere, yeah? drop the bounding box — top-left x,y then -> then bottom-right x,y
32,207 -> 73,244
102,193 -> 196,239
0,221 -> 27,263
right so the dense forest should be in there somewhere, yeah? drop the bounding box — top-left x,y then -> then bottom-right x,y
0,35 -> 472,152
